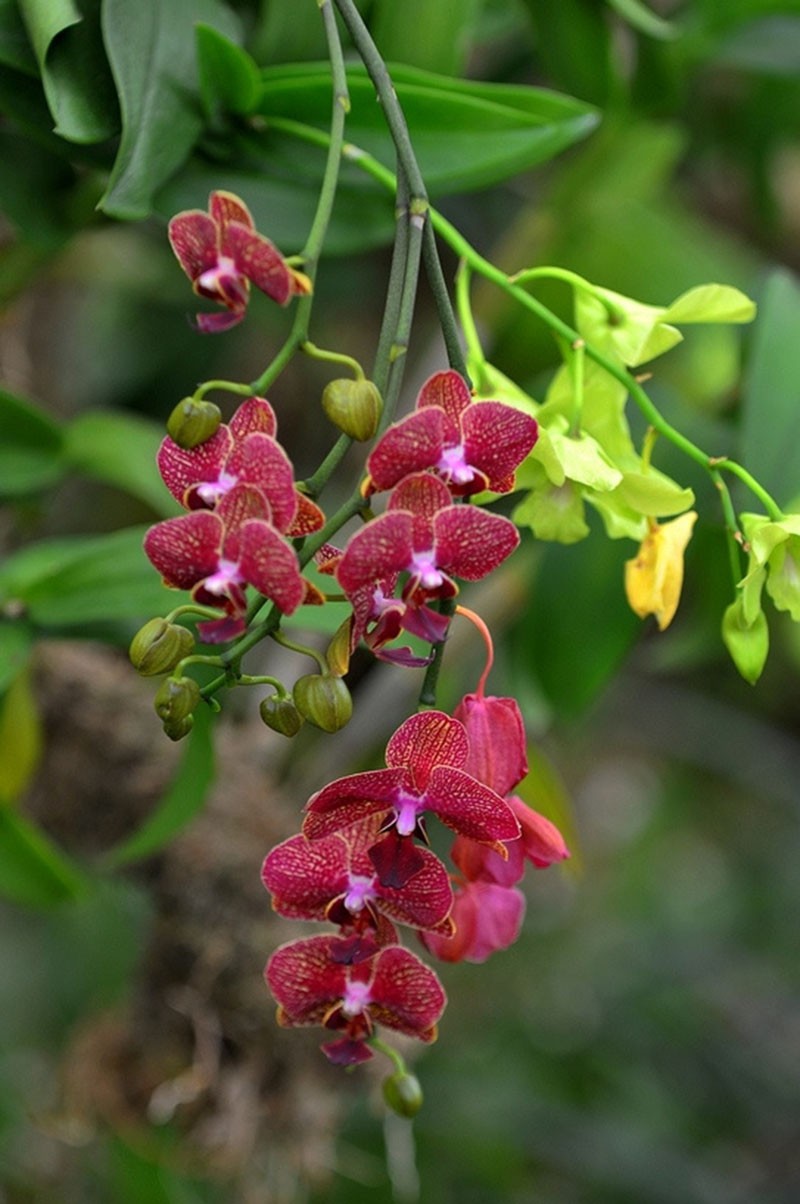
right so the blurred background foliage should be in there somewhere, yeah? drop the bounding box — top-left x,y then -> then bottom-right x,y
1,0 -> 800,1200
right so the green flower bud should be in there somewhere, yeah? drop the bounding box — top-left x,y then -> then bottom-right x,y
382,1071 -> 423,1118
162,714 -> 194,742
325,618 -> 352,678
259,694 -> 305,737
321,378 -> 383,442
166,398 -> 222,449
154,675 -> 201,723
129,618 -> 195,676
293,674 -> 353,733
722,597 -> 769,685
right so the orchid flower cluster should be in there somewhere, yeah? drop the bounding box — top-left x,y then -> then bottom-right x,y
129,190 -> 570,1106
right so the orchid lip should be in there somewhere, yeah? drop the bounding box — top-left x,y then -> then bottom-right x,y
409,550 -> 444,590
197,255 -> 237,290
196,470 -> 238,506
203,557 -> 245,595
394,793 -> 422,837
341,979 -> 372,1018
438,443 -> 476,485
343,874 -> 377,913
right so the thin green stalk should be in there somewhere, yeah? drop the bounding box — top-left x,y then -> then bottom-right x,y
418,596 -> 456,708
423,220 -> 468,379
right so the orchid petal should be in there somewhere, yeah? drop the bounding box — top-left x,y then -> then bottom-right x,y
168,210 -> 218,281
423,765 -> 520,846
433,507 -> 519,580
195,309 -> 246,334
336,512 -> 415,596
462,402 -> 538,491
224,222 -> 297,305
366,409 -> 446,493
210,189 -> 255,235
262,833 -> 349,920
226,433 -> 298,533
303,768 -> 407,840
416,369 -> 471,433
237,520 -> 305,615
143,511 -> 222,589
367,945 -> 446,1040
156,426 -> 233,507
385,710 -> 468,786
265,936 -> 346,1025
228,396 -> 278,440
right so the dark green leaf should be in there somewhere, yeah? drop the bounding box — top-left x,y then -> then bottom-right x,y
0,130 -> 77,247
0,526 -> 177,627
63,410 -> 176,516
512,531 -> 641,718
99,0 -> 241,218
716,16 -> 800,76
195,23 -> 260,119
0,807 -> 90,907
105,702 -> 215,865
370,0 -> 482,76
0,388 -> 65,496
740,269 -> 800,509
0,621 -> 34,695
256,62 -> 600,196
0,0 -> 37,73
519,0 -> 612,106
18,0 -> 118,142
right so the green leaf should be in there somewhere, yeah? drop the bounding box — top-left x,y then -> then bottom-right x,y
0,527 -> 176,627
63,410 -> 175,516
0,388 -> 65,496
99,0 -> 241,219
662,284 -> 757,324
0,621 -> 34,694
519,0 -> 612,106
105,702 -> 215,866
740,269 -> 800,509
18,0 -> 118,142
0,807 -> 90,907
606,0 -> 678,41
0,667 -> 42,801
370,0 -> 481,76
195,23 -> 260,119
514,525 -> 641,717
0,0 -> 37,73
257,62 -> 600,196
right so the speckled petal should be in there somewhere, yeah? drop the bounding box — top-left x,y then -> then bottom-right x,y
367,945 -> 446,1040
385,710 -> 468,785
156,426 -> 234,507
303,768 -> 407,840
143,511 -> 222,589
265,935 -> 347,1025
366,409 -> 445,493
433,506 -> 519,581
168,210 -> 219,281
237,519 -> 305,614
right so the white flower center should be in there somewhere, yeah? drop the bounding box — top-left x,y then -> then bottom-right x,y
342,979 -> 372,1017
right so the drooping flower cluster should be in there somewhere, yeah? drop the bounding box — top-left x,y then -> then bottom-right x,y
144,396 -> 324,641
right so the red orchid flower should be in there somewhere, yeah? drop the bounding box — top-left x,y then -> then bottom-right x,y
303,710 -> 520,889
366,369 -> 538,496
451,794 -> 570,889
262,817 -> 454,936
419,879 -> 525,964
158,396 -> 324,536
143,482 -> 305,642
336,473 -> 520,611
266,934 -> 446,1065
168,190 -> 311,332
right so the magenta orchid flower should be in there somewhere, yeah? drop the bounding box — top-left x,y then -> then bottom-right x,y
303,710 -> 521,889
143,482 -> 306,642
420,879 -> 525,964
266,935 -> 446,1065
366,369 -> 538,496
168,191 -> 311,332
158,396 -> 325,536
262,817 -> 454,937
336,473 -> 520,610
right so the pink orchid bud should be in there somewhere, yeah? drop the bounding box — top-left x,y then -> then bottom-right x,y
453,692 -> 528,798
507,795 -> 570,868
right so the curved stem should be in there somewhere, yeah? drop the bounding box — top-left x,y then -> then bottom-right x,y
303,340 -> 365,379
271,629 -> 328,673
455,605 -> 495,698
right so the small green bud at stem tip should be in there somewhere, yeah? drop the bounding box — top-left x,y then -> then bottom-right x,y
382,1071 -> 423,1118
293,674 -> 353,732
166,398 -> 222,449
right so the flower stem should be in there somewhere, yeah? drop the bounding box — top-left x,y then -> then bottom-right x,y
271,629 -> 328,674
455,605 -> 494,698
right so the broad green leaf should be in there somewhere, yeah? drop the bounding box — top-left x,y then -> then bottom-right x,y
0,527 -> 175,627
740,269 -> 800,508
99,0 -> 241,218
616,470 -> 695,517
0,667 -> 41,802
370,0 -> 481,76
0,807 -> 90,906
105,702 -> 215,866
0,621 -> 34,694
513,525 -> 641,717
0,130 -> 77,249
257,62 -> 600,196
63,410 -> 175,516
18,0 -> 117,142
662,284 -> 756,324
606,0 -> 678,41
0,388 -> 65,496
195,23 -> 260,120
0,0 -> 37,73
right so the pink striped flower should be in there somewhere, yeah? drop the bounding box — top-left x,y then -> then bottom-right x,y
157,396 -> 324,536
366,369 -> 538,496
303,710 -> 520,889
336,473 -> 520,611
266,935 -> 446,1065
143,482 -> 305,642
168,191 -> 311,332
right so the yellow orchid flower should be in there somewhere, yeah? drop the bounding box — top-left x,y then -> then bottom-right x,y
625,511 -> 698,631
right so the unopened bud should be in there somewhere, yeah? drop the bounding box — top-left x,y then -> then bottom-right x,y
162,714 -> 194,742
259,694 -> 305,737
382,1071 -> 423,1118
325,618 -> 352,678
154,675 -> 201,723
293,673 -> 352,732
321,378 -> 383,442
166,398 -> 222,449
129,618 -> 195,676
